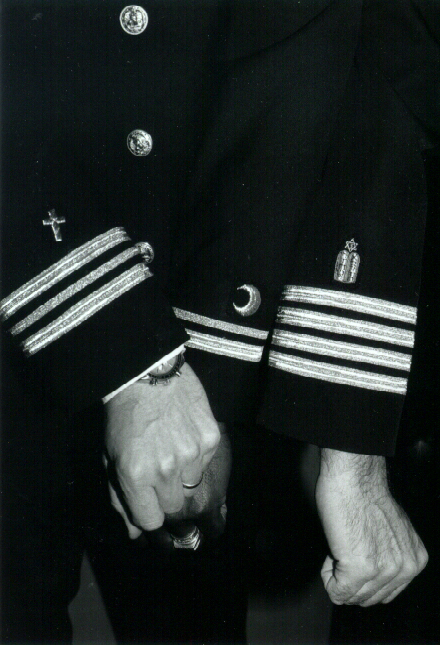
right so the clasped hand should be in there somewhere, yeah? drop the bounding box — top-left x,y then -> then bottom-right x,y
105,371 -> 428,606
317,449 -> 428,606
105,363 -> 221,538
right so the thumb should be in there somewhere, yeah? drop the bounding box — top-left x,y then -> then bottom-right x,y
321,555 -> 346,604
321,554 -> 335,589
321,555 -> 366,605
321,561 -> 345,605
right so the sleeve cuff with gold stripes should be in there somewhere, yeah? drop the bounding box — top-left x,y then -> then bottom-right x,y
0,227 -> 152,355
268,286 -> 417,395
173,307 -> 268,362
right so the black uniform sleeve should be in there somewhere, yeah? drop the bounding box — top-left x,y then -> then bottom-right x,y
1,164 -> 189,410
258,30 -> 436,456
0,2 -> 188,411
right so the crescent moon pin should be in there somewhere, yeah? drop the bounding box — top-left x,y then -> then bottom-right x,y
233,284 -> 261,317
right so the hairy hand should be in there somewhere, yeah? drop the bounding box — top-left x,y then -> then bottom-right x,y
105,362 -> 220,536
317,449 -> 428,607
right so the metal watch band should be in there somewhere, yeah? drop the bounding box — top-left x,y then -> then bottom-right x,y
140,352 -> 185,385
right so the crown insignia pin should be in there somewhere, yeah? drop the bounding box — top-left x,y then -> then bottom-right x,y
334,239 -> 360,284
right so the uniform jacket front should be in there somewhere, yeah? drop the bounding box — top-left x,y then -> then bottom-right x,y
2,0 -> 439,455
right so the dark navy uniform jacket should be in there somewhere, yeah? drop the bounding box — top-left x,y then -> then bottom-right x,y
2,0 -> 439,455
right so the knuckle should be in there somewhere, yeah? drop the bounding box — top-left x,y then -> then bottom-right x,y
419,548 -> 429,570
158,455 -> 178,477
399,560 -> 418,581
118,453 -> 146,483
384,560 -> 401,578
201,426 -> 220,452
181,441 -> 200,463
129,460 -> 147,482
363,563 -> 380,580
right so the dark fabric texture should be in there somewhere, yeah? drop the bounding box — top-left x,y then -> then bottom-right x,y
258,48 -> 428,455
84,425 -> 330,645
1,2 -> 439,643
2,0 -> 439,449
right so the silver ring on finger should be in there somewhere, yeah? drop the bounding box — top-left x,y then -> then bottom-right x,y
182,473 -> 204,489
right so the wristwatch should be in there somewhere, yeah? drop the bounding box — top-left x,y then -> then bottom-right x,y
140,352 -> 185,385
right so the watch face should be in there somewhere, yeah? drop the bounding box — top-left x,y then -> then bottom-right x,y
141,353 -> 185,384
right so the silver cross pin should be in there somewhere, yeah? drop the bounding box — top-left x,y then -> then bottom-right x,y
43,209 -> 65,242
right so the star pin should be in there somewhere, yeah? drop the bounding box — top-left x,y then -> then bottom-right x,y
334,238 -> 360,284
345,239 -> 358,253
43,209 -> 66,242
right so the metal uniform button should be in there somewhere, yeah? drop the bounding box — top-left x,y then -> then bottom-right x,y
120,6 -> 148,35
127,130 -> 153,156
135,241 -> 154,263
233,284 -> 261,317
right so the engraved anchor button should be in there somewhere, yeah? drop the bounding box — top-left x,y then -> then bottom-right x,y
120,6 -> 148,35
43,209 -> 65,242
127,130 -> 153,156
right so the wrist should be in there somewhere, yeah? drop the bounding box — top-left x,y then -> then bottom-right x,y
319,448 -> 387,491
141,352 -> 185,384
147,353 -> 181,376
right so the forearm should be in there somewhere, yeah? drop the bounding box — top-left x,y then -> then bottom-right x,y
317,446 -> 428,606
319,448 -> 387,489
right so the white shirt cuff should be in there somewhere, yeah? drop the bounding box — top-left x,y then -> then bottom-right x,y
102,344 -> 186,404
